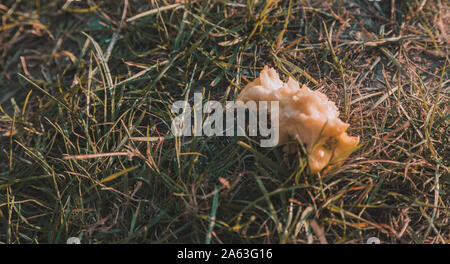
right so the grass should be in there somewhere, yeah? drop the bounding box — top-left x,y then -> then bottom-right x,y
0,0 -> 448,244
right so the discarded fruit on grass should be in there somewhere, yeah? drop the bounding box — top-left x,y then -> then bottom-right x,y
237,66 -> 359,173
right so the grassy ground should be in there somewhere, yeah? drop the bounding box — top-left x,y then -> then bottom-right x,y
0,0 -> 448,244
